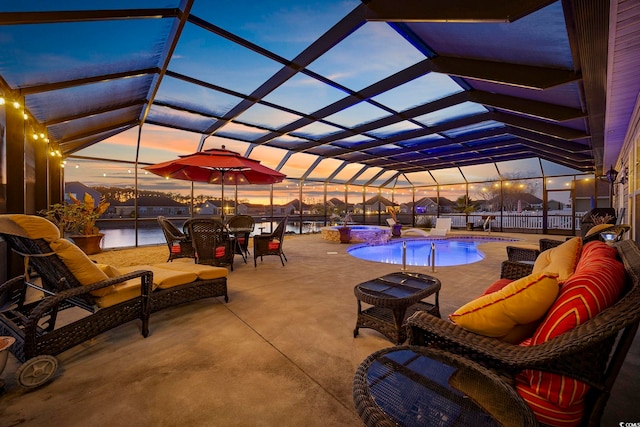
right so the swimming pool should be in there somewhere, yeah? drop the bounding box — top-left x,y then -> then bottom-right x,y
347,237 -> 515,267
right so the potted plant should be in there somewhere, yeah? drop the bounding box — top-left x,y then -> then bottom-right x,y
338,212 -> 353,243
40,192 -> 110,255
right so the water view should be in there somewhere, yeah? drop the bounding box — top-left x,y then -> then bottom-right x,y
100,221 -> 323,249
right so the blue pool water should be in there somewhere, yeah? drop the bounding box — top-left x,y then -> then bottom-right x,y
347,238 -> 511,267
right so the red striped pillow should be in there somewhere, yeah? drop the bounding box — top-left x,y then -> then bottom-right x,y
516,241 -> 626,426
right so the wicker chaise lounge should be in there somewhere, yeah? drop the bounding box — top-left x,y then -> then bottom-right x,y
406,239 -> 640,426
0,214 -> 228,389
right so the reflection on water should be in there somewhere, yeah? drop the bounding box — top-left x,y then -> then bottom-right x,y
100,221 -> 323,249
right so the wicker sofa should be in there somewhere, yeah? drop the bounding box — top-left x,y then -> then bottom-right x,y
406,238 -> 640,427
0,214 -> 228,389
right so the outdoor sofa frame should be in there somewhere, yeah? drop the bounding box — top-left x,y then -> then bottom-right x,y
406,239 -> 640,427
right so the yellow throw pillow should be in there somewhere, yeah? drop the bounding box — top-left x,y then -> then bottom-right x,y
96,263 -> 123,278
10,214 -> 61,242
449,272 -> 559,338
532,237 -> 582,282
48,239 -> 114,297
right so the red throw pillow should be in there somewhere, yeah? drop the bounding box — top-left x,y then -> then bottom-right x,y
516,241 -> 626,426
214,246 -> 226,258
171,243 -> 181,254
481,278 -> 512,295
268,242 -> 279,251
237,237 -> 245,245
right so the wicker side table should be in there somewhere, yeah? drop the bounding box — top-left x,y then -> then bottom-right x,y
353,346 -> 537,427
353,272 -> 440,344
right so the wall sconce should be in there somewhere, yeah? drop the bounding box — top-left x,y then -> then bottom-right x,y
605,165 -> 619,184
606,165 -> 628,185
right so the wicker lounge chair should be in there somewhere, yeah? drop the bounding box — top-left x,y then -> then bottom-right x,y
406,239 -> 640,427
0,214 -> 228,389
504,238 -> 564,266
157,216 -> 196,262
253,216 -> 288,267
185,218 -> 235,271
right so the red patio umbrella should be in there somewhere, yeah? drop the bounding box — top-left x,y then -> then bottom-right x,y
143,146 -> 286,219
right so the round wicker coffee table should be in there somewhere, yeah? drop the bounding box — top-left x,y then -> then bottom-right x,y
353,272 -> 440,344
353,346 -> 537,427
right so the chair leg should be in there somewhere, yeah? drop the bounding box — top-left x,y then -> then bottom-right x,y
281,251 -> 287,262
279,253 -> 285,266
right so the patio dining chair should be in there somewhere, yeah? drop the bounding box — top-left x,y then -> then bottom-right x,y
253,216 -> 288,267
225,214 -> 255,263
185,218 -> 235,271
157,216 -> 195,262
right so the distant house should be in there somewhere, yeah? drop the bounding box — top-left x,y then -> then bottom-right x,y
194,199 -> 238,217
357,195 -> 395,214
65,182 -> 101,206
109,196 -> 190,218
405,197 -> 438,214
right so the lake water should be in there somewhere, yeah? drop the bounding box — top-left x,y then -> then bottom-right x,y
100,221 -> 323,249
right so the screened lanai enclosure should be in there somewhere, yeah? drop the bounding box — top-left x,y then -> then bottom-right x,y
2,0 -> 639,248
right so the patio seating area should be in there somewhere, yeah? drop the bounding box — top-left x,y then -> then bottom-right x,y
1,231 -> 638,425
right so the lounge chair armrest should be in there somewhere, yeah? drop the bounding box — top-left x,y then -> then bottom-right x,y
28,270 -> 153,323
0,275 -> 30,309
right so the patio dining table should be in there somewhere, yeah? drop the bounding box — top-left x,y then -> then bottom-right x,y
226,225 -> 253,262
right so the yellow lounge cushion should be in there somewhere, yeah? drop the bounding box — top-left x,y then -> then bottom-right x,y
95,278 -> 143,308
532,237 -> 582,282
9,214 -> 61,242
449,272 -> 560,339
151,263 -> 228,280
48,238 -> 114,297
119,265 -> 198,289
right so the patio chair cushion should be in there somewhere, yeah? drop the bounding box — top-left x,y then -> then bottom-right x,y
515,241 -> 626,425
95,278 -> 146,308
449,272 -> 559,339
150,263 -> 228,280
268,241 -> 280,250
532,237 -> 582,282
215,246 -> 226,258
48,239 -> 114,297
118,265 -> 197,290
10,214 -> 61,242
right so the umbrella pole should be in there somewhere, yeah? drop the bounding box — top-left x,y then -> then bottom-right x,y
221,171 -> 225,221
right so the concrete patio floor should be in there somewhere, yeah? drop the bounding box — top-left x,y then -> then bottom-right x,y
1,231 -> 639,426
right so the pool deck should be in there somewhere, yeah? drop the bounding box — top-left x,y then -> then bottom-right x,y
1,230 -> 638,425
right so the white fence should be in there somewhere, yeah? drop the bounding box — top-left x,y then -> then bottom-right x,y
430,212 -> 583,231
